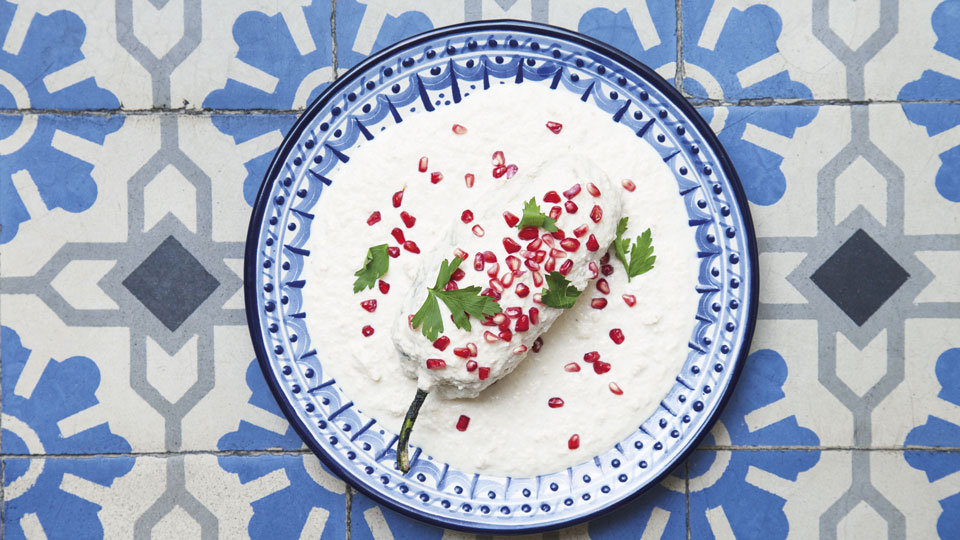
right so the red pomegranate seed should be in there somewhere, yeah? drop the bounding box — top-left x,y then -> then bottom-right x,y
518,227 -> 539,241
589,205 -> 603,223
361,299 -> 377,312
548,397 -> 564,408
486,263 -> 500,277
444,280 -> 458,291
564,200 -> 578,214
504,307 -> 522,318
515,283 -> 529,298
453,347 -> 470,358
513,344 -> 527,355
466,342 -> 477,356
573,225 -> 589,238
586,234 -> 600,252
456,414 -> 470,431
461,210 -> 474,223
497,316 -> 510,331
492,150 -> 505,166
549,206 -> 562,220
544,191 -> 561,204
544,257 -> 556,273
600,253 -> 611,265
465,173 -> 475,188
521,250 -> 536,261
480,287 -> 501,300
587,183 -> 601,197
529,307 -> 540,325
452,123 -> 468,135
622,179 -> 636,192
503,238 -> 521,253
593,360 -> 611,374
525,259 -> 541,271
431,171 -> 444,184
609,382 -> 623,395
505,164 -> 518,179
564,362 -> 580,372
492,164 -> 507,178
391,227 -> 405,243
532,336 -> 544,352
584,351 -> 600,363
500,271 -> 514,287
426,358 -> 446,370
546,121 -> 563,134
551,229 -> 566,240
483,251 -> 497,263
453,248 -> 468,261
474,253 -> 485,271
597,279 -> 610,294
526,238 -> 542,251
472,224 -> 485,237
367,211 -> 381,226
506,255 -> 521,271
563,183 -> 581,199
484,331 -> 499,343
622,294 -> 637,307
532,292 -> 542,304
588,261 -> 599,278
503,211 -> 520,227
433,336 -> 450,351
403,240 -> 420,254
515,314 -> 529,332
559,260 -> 573,275
551,248 -> 567,260
418,156 -> 429,172
591,298 -> 608,309
401,211 -> 416,228
602,264 -> 614,276
534,250 -> 546,264
499,329 -> 513,342
466,359 -> 478,371
452,268 -> 466,281
362,325 -> 374,337
392,190 -> 404,208
479,367 -> 491,380
378,280 -> 390,294
388,246 -> 400,258
568,434 -> 580,450
560,238 -> 580,252
532,271 -> 544,287
610,328 -> 625,344
489,278 -> 504,293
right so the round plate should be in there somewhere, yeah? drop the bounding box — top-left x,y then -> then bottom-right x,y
245,20 -> 758,534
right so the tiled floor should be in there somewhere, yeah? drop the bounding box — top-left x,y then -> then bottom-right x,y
1,0 -> 959,538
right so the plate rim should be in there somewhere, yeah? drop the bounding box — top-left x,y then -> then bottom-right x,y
244,18 -> 760,534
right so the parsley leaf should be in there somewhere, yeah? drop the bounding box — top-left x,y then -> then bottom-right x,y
353,244 -> 390,293
541,271 -> 581,309
515,198 -> 558,232
411,257 -> 502,341
627,228 -> 656,279
613,217 -> 630,270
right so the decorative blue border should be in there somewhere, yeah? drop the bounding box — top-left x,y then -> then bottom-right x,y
244,20 -> 758,534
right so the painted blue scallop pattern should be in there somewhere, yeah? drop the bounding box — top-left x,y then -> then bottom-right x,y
249,23 -> 755,532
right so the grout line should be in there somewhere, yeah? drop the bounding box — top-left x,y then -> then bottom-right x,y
345,485 -> 352,540
684,460 -> 690,540
675,0 -> 684,92
331,0 -> 339,80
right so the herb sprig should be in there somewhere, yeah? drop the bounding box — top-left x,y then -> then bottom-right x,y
613,217 -> 656,281
515,198 -> 558,232
541,271 -> 581,309
411,257 -> 502,341
353,244 -> 390,292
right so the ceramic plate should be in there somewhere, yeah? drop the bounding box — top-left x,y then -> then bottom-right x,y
245,20 -> 758,533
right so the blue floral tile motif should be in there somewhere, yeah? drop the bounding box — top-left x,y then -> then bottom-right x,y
898,0 -> 960,101
218,359 -> 306,451
335,0 -> 435,71
0,1 -> 122,244
904,348 -> 960,539
899,102 -> 960,202
576,4 -> 676,76
209,114 -> 297,207
217,455 -> 347,540
682,0 -> 813,101
202,1 -> 333,110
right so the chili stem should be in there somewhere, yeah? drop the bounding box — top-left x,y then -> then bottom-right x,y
397,388 -> 429,473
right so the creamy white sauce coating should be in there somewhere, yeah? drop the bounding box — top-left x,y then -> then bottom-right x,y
303,82 -> 699,477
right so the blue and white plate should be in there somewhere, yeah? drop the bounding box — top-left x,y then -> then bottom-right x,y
245,20 -> 758,534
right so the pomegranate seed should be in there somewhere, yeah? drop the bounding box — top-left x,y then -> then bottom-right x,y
610,328 -> 625,344
505,164 -> 518,179
532,292 -> 542,304
587,183 -> 601,197
489,278 -> 504,293
431,171 -> 444,184
492,164 -> 507,178
506,255 -> 521,271
593,360 -> 611,374
456,414 -> 470,431
532,271 -> 544,287
433,336 -> 450,351
472,224 -> 485,237
548,397 -> 564,408
465,173 -> 475,188
444,280 -> 458,291
597,279 -> 610,294
401,211 -> 416,228
500,272 -> 514,287
492,150 -> 505,166
503,238 -> 521,253
521,250 -> 536,261
388,246 -> 400,258
573,225 -> 589,238
544,257 -> 556,273
544,191 -> 561,203
362,325 -> 374,337
498,317 -> 511,331
546,121 -> 563,134
532,337 -> 544,352
392,190 -> 404,208
588,261 -> 599,278
418,156 -> 428,172
515,283 -> 530,297
622,294 -> 637,307
549,206 -> 562,220
479,367 -> 490,380
483,251 -> 497,263
486,262 -> 500,277
503,211 -> 520,227
493,313 -> 508,325
559,260 -> 573,275
534,250 -> 547,263
361,299 -> 377,312
564,200 -> 578,214
584,352 -> 600,363
367,211 -> 381,226
529,307 -> 540,325
461,210 -> 474,223
551,229 -> 566,240
426,358 -> 446,370
484,331 -> 499,343
602,264 -> 614,276
391,227 -> 405,243
408,315 -> 414,329
504,307 -> 522,318
526,238 -> 543,251
499,329 -> 513,341
591,298 -> 608,309
453,347 -> 470,358
622,179 -> 636,192
518,227 -> 539,241
525,259 -> 541,271
474,253 -> 485,271
378,280 -> 390,294
600,253 -> 611,265
466,343 -> 478,357
513,345 -> 527,355
452,123 -> 468,134
454,248 -> 468,260
550,248 -> 567,259
609,382 -> 623,395
586,234 -> 600,252
568,434 -> 580,450
403,241 -> 420,254
480,288 -> 501,301
452,268 -> 465,281
540,234 -> 555,248
564,362 -> 580,372
466,359 -> 478,371
515,314 -> 529,332
590,205 -> 603,223
560,238 -> 580,252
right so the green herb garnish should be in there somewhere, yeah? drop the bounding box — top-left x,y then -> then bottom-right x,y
541,271 -> 581,309
353,244 -> 390,292
515,198 -> 558,232
613,218 -> 656,281
411,257 -> 502,341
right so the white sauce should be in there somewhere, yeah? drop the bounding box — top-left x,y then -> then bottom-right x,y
303,82 -> 699,477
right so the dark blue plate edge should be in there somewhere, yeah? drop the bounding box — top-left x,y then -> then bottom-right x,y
244,19 -> 759,535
